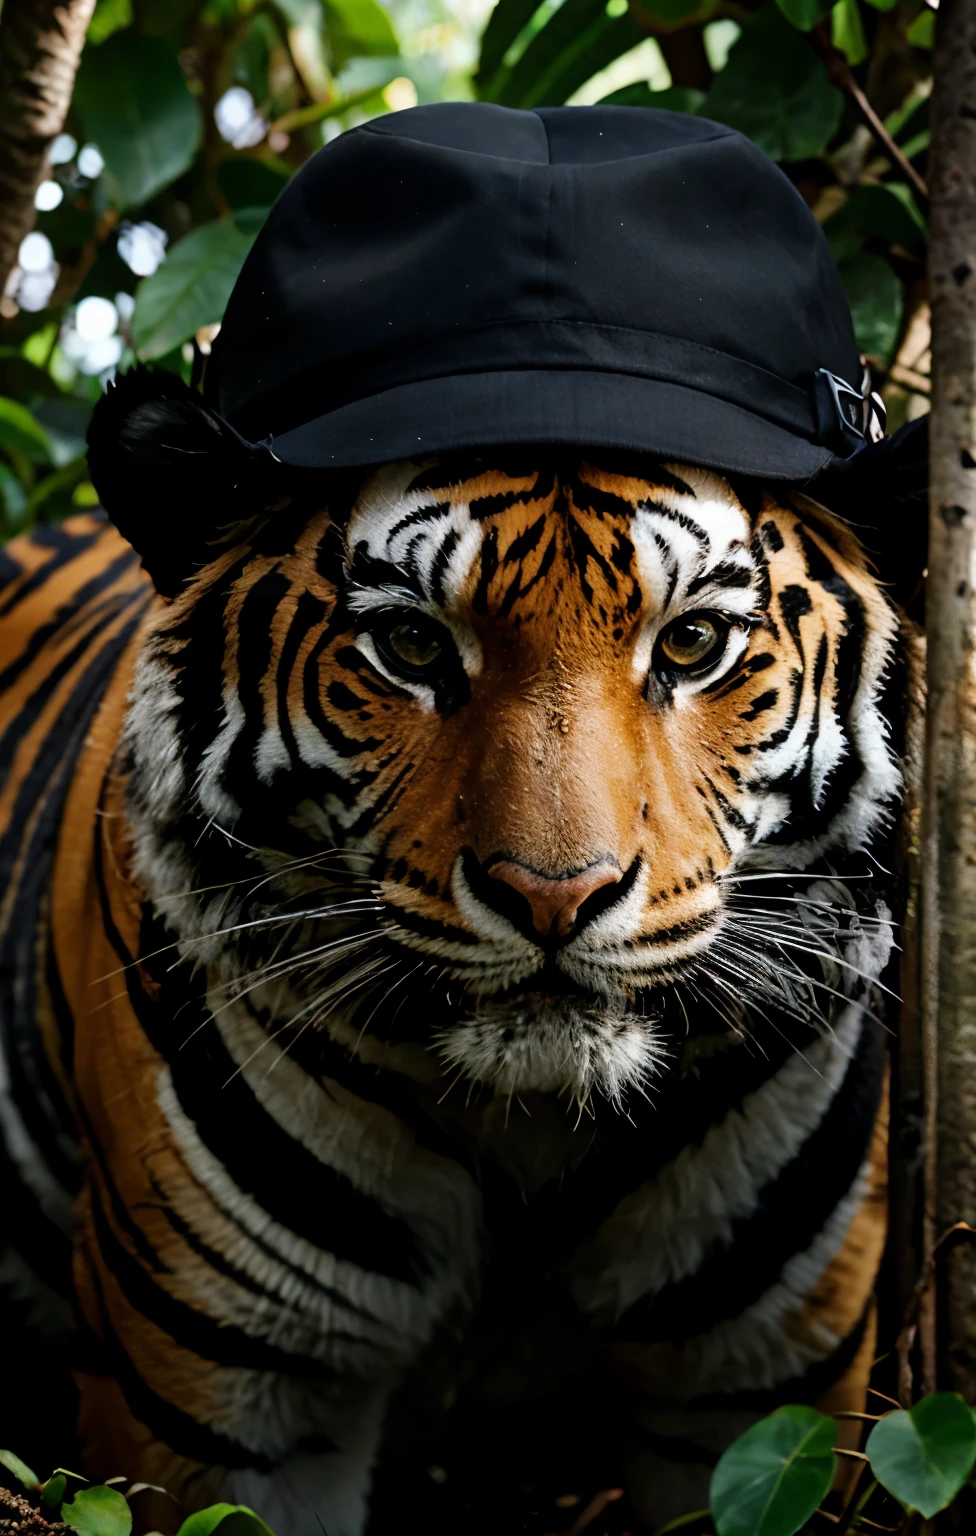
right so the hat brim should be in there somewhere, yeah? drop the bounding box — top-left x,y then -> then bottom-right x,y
267,368 -> 837,481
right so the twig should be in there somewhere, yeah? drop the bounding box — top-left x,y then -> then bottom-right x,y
270,86 -> 386,135
810,23 -> 929,207
565,1488 -> 624,1536
889,363 -> 932,395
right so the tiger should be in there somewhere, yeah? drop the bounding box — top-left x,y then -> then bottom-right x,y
0,367 -> 921,1536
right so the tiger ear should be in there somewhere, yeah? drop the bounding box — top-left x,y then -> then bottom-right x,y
86,365 -> 287,597
810,416 -> 928,613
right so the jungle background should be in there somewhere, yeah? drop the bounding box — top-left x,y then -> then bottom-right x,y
0,0 -> 936,539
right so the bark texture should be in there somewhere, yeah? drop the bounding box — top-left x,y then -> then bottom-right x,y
0,0 -> 97,298
925,0 -> 976,1403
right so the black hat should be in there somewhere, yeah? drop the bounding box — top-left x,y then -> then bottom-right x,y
206,101 -> 881,482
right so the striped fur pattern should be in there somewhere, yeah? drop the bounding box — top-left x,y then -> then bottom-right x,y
0,455 -> 903,1534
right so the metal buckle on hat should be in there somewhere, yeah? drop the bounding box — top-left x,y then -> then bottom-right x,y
812,368 -> 866,457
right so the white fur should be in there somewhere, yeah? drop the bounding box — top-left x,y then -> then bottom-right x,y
569,1002 -> 864,1320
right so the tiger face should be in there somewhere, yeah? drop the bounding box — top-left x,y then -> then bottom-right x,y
125,454 -> 900,1106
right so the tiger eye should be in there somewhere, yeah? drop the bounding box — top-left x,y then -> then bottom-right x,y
658,615 -> 720,668
386,622 -> 443,669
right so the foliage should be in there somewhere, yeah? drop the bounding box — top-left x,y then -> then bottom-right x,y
0,1450 -> 273,1536
863,1392 -> 976,1517
709,1406 -> 837,1536
8,1394 -> 976,1533
0,0 -> 934,544
131,218 -> 256,357
695,1392 -> 976,1535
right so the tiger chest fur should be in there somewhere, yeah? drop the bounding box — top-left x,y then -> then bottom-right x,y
0,447 -> 906,1536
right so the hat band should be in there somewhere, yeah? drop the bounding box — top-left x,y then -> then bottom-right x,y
220,319 -> 845,451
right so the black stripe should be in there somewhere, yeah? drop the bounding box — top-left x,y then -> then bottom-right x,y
91,821 -> 429,1286
0,601 -> 148,1217
430,526 -> 462,605
149,1178 -> 374,1331
276,589 -> 328,770
0,520 -> 105,620
613,1016 -> 885,1343
0,1133 -> 72,1292
89,1183 -> 338,1381
0,548 -> 139,694
74,1264 -> 283,1472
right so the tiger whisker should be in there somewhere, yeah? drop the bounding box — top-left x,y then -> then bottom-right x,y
175,932 -> 385,1045
702,937 -> 835,1037
722,924 -> 901,1004
718,871 -> 876,883
719,922 -> 894,1027
697,957 -> 829,1075
96,898 -> 382,982
201,926 -> 387,999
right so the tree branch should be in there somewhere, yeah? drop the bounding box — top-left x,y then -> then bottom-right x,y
810,22 -> 929,208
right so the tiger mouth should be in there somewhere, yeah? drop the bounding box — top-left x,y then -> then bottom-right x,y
456,961 -> 670,1015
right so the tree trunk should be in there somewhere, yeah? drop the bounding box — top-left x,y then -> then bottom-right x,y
924,0 -> 976,1403
0,0 -> 97,298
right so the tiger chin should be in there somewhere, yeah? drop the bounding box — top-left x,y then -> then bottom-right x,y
0,368 -> 925,1536
435,988 -> 669,1105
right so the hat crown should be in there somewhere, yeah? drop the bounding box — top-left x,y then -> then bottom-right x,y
210,101 -> 861,476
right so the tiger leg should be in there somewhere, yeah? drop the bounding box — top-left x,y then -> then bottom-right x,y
76,1366 -> 394,1536
808,1088 -> 889,1487
611,1078 -> 889,1528
71,1169 -> 442,1536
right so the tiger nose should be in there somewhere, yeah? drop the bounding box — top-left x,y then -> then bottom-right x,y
486,858 -> 623,940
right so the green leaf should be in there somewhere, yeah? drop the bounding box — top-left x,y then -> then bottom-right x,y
0,399 -> 51,462
831,0 -> 867,65
323,0 -> 399,68
42,1476 -> 67,1507
31,459 -> 89,515
88,0 -> 133,44
176,1504 -> 276,1536
907,8 -> 934,46
0,1450 -> 40,1489
486,0 -> 645,108
633,0 -> 710,19
775,0 -> 831,31
704,3 -> 843,161
0,346 -> 62,402
218,158 -> 290,212
837,252 -> 903,364
862,0 -> 898,11
476,0 -> 542,92
273,0 -> 320,24
0,464 -> 29,532
74,34 -> 201,210
597,83 -> 706,113
30,398 -> 93,469
232,206 -> 273,236
823,182 -> 926,261
710,1405 -> 837,1536
865,1393 -> 976,1518
132,221 -> 255,360
62,1486 -> 133,1536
